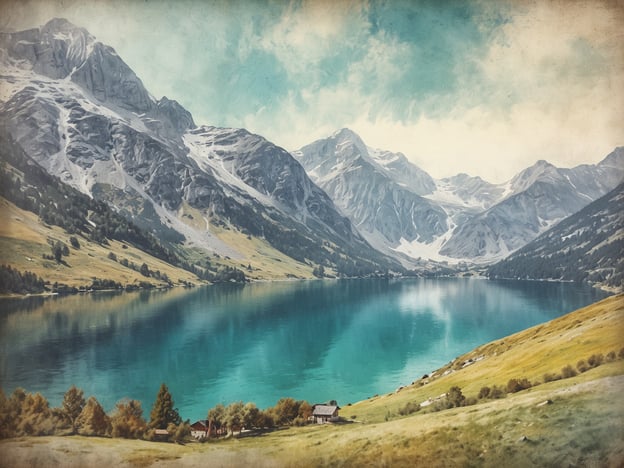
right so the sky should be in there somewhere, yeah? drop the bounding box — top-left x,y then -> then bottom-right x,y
1,0 -> 623,182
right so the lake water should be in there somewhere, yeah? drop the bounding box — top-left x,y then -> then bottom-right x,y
0,278 -> 609,421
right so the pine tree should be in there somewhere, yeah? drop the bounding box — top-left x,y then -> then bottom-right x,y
76,396 -> 111,436
62,385 -> 85,434
148,383 -> 181,430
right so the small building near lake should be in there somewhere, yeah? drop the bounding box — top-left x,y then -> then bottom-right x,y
190,419 -> 209,439
312,404 -> 339,424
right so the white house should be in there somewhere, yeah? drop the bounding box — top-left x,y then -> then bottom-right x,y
312,404 -> 339,424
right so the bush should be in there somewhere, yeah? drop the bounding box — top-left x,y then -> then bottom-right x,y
587,353 -> 604,368
577,359 -> 589,373
561,364 -> 577,379
398,401 -> 421,416
619,348 -> 624,359
543,372 -> 561,383
506,378 -> 532,393
464,397 -> 477,406
446,386 -> 466,408
478,385 -> 505,399
606,351 -> 616,362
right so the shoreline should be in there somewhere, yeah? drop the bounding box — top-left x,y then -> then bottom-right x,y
1,274 -> 619,300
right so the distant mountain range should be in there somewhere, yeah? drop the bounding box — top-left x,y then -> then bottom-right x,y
294,130 -> 623,265
0,18 -> 621,285
488,182 -> 624,289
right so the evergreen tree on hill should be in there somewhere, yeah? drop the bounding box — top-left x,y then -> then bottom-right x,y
148,383 -> 181,430
62,385 -> 85,434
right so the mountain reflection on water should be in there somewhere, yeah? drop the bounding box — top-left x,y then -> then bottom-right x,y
0,278 -> 608,419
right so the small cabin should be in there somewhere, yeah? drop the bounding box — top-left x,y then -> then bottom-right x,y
312,404 -> 339,424
153,428 -> 169,441
190,419 -> 209,439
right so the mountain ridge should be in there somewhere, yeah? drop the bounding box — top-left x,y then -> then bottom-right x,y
488,181 -> 624,290
0,18 -> 399,279
295,128 -> 623,264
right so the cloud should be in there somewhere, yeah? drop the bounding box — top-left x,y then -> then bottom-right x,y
1,0 -> 622,182
248,0 -> 624,182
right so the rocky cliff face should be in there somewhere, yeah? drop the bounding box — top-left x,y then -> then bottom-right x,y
293,129 -> 449,260
0,19 -> 393,274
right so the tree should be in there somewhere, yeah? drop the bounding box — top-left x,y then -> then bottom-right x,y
225,401 -> 244,435
140,263 -> 150,277
297,401 -> 313,420
271,397 -> 300,425
62,385 -> 85,434
149,383 -> 181,430
111,399 -> 146,439
52,242 -> 64,263
242,402 -> 260,430
207,403 -> 226,437
16,391 -> 56,436
76,396 -> 111,436
69,236 -> 80,249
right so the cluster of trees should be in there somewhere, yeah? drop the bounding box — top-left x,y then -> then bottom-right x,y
0,383 -> 319,442
43,240 -> 70,264
108,254 -> 172,284
202,265 -> 247,283
0,265 -> 45,294
203,397 -> 312,438
312,265 -> 325,278
0,383 -> 189,442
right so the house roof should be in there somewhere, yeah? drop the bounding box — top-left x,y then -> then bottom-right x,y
313,405 -> 338,416
190,419 -> 209,429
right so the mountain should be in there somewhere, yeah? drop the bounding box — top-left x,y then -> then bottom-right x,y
292,129 -> 449,263
488,182 -> 624,290
0,19 -> 397,278
440,151 -> 624,261
295,128 -> 623,264
0,131 -> 206,292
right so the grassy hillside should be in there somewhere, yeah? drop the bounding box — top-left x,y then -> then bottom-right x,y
342,292 -> 624,423
0,197 -> 199,292
1,294 -> 622,467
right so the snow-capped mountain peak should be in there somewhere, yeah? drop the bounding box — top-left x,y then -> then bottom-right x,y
1,19 -> 395,276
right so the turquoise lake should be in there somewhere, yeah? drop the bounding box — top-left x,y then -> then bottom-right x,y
0,278 -> 609,421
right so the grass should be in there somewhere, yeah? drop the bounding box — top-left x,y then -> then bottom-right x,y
1,289 -> 622,466
206,222 -> 316,281
0,197 -> 201,290
340,293 -> 624,423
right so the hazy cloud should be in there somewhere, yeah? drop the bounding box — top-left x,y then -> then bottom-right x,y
1,0 -> 622,182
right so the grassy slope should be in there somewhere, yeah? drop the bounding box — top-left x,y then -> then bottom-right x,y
1,295 -> 622,467
341,292 -> 624,423
177,200 -> 316,281
207,225 -> 316,281
0,197 -> 199,290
